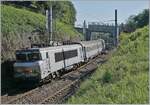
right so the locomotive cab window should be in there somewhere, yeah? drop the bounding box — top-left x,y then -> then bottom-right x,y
28,52 -> 41,61
16,53 -> 28,62
16,51 -> 42,62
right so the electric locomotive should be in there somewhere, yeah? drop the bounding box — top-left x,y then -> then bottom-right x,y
13,39 -> 105,82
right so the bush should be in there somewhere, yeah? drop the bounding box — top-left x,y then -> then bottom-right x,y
67,26 -> 149,104
102,71 -> 112,83
1,5 -> 81,62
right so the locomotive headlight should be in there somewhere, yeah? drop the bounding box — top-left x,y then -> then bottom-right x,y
32,66 -> 40,74
15,68 -> 21,72
15,67 -> 32,73
23,68 -> 32,73
14,65 -> 40,75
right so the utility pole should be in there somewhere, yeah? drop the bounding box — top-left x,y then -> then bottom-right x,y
46,5 -> 53,46
115,9 -> 118,46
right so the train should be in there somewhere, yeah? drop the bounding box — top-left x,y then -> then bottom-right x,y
13,39 -> 105,83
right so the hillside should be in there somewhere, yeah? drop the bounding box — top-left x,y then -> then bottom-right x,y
67,26 -> 149,104
1,5 -> 81,62
2,1 -> 77,26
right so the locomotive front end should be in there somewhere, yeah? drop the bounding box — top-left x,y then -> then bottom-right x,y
13,49 -> 42,82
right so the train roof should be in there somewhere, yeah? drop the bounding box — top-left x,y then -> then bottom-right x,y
16,44 -> 81,52
16,39 -> 104,52
38,44 -> 81,51
80,39 -> 104,45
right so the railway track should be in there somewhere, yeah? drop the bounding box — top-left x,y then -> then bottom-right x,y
40,55 -> 108,104
1,51 -> 112,104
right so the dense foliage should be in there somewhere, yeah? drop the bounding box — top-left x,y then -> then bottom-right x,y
121,9 -> 149,33
67,26 -> 149,104
1,5 -> 80,62
2,1 -> 76,25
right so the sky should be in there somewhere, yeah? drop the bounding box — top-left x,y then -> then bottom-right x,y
72,0 -> 149,27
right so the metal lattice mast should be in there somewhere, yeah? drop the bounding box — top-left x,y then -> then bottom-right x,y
115,9 -> 118,46
83,20 -> 87,41
46,5 -> 53,45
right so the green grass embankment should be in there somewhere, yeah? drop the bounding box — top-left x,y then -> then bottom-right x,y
67,26 -> 149,104
1,5 -> 81,94
1,5 -> 81,61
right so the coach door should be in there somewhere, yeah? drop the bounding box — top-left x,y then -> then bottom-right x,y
83,47 -> 87,61
40,51 -> 50,78
46,52 -> 51,72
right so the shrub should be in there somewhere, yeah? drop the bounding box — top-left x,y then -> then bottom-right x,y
67,26 -> 149,104
102,71 -> 112,83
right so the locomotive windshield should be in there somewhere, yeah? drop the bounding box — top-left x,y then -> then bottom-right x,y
16,51 -> 42,62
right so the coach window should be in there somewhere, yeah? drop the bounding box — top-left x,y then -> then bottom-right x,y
55,52 -> 63,62
64,49 -> 78,59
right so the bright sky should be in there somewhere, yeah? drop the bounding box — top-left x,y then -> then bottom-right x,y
72,0 -> 149,27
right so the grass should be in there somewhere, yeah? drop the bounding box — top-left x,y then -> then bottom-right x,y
1,5 -> 45,35
1,5 -> 81,62
67,26 -> 149,104
1,5 -> 80,37
1,5 -> 82,94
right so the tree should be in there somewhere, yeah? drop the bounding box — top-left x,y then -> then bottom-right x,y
134,9 -> 149,28
2,1 -> 76,26
122,9 -> 149,33
124,15 -> 137,32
